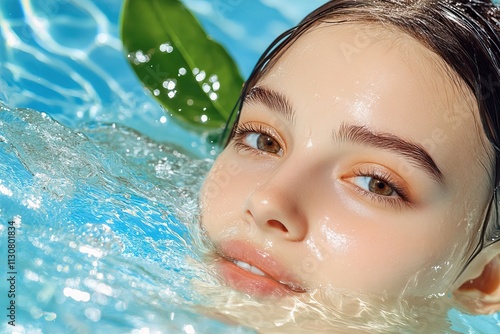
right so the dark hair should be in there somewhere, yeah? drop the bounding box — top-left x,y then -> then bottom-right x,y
222,0 -> 500,262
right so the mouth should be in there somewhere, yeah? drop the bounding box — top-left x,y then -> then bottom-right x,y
215,241 -> 306,297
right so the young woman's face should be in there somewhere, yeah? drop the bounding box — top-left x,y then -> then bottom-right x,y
200,24 -> 492,299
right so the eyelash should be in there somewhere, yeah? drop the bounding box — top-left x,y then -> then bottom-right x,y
351,166 -> 412,209
231,123 -> 283,155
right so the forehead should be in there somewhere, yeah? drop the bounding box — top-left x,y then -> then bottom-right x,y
260,23 -> 469,115
252,22 -> 492,189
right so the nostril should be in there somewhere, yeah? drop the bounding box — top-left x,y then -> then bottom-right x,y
268,219 -> 288,233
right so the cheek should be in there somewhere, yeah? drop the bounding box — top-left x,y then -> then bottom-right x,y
362,213 -> 472,293
200,153 -> 247,235
201,156 -> 242,201
309,206 -> 471,293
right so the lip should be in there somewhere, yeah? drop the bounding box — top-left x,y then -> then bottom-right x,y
215,240 -> 306,297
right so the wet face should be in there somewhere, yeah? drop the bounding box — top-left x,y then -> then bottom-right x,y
200,24 -> 492,299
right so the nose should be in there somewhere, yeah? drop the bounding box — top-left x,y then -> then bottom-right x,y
243,171 -> 308,241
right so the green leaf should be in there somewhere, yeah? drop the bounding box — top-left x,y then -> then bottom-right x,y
120,0 -> 244,136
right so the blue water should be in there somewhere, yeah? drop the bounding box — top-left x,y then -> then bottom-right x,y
0,0 -> 499,333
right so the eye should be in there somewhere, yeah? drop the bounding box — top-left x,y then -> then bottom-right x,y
232,123 -> 284,156
352,176 -> 396,197
346,166 -> 412,209
244,133 -> 282,155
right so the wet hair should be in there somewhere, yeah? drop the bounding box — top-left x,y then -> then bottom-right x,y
222,0 -> 500,267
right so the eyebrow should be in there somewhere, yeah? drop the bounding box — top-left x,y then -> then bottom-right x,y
335,123 -> 444,184
244,86 -> 296,124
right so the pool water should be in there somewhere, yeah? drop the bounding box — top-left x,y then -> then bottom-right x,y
0,103 -> 235,333
0,0 -> 499,333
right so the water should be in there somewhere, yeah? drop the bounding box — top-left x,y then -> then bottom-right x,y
0,0 -> 499,333
0,102 -> 237,332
